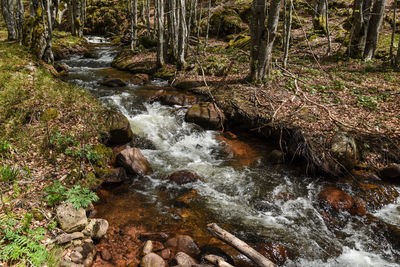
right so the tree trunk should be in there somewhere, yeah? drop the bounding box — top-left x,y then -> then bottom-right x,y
157,0 -> 165,67
325,0 -> 331,55
15,0 -> 24,43
249,0 -> 281,82
177,0 -> 187,69
130,0 -> 138,50
396,37 -> 400,67
364,0 -> 387,60
146,0 -> 151,35
1,0 -> 18,41
348,0 -> 372,57
204,0 -> 211,51
390,0 -> 397,66
313,0 -> 327,34
283,0 -> 292,68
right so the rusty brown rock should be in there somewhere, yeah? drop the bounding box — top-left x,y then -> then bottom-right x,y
318,187 -> 354,211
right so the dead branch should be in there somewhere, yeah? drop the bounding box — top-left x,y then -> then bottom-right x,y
206,223 -> 277,267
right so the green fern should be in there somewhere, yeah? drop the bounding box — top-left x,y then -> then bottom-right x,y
65,185 -> 99,209
0,217 -> 49,266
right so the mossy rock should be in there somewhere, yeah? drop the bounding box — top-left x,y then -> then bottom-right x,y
80,171 -> 102,189
103,110 -> 133,146
92,144 -> 114,167
227,34 -> 250,50
154,67 -> 175,80
138,35 -> 157,49
210,8 -> 245,36
41,108 -> 58,122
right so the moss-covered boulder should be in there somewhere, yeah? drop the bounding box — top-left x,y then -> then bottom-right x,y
103,111 -> 133,146
210,8 -> 246,36
227,34 -> 250,50
111,49 -> 156,75
330,132 -> 358,171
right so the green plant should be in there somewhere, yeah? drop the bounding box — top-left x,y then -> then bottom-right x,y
0,216 -> 49,266
0,140 -> 11,155
0,165 -> 20,182
44,181 -> 67,206
357,95 -> 379,111
64,185 -> 99,209
44,182 -> 98,209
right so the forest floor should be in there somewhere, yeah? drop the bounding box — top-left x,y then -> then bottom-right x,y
0,30 -> 113,265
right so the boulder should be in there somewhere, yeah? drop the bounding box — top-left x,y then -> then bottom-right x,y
210,8 -> 245,36
159,94 -> 199,107
56,203 -> 88,233
163,170 -> 202,185
105,111 -> 133,146
55,233 -> 73,244
165,235 -> 201,257
140,253 -> 166,267
158,248 -> 172,260
96,167 -> 128,183
101,249 -> 112,261
131,73 -> 150,85
330,132 -> 358,171
185,102 -> 225,130
318,187 -> 354,211
379,163 -> 400,181
175,252 -> 197,266
116,147 -> 153,176
83,218 -> 109,239
81,239 -> 96,267
355,182 -> 399,210
100,78 -> 127,87
83,50 -> 99,59
174,80 -> 203,91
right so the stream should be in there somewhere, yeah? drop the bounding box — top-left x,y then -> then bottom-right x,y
60,37 -> 400,267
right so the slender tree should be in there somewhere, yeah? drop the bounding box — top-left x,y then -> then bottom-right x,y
249,0 -> 281,82
156,0 -> 165,67
283,0 -> 293,68
130,0 -> 138,50
348,0 -> 372,57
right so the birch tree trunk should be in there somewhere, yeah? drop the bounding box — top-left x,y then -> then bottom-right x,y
348,0 -> 371,58
249,0 -> 281,82
177,0 -> 187,69
364,0 -> 387,60
1,0 -> 18,41
157,0 -> 165,67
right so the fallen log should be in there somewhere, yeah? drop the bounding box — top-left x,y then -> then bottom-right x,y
206,223 -> 277,267
204,254 -> 234,267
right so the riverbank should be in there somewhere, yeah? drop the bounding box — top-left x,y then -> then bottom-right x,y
0,30 -> 119,266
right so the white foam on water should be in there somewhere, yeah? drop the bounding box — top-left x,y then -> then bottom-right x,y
59,39 -> 400,266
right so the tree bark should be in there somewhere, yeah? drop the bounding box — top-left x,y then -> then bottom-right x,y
249,0 -> 281,82
15,0 -> 24,43
157,0 -> 165,67
364,0 -> 387,60
207,223 -> 277,267
1,0 -> 18,41
313,0 -> 327,34
177,0 -> 187,69
283,0 -> 292,68
130,0 -> 138,50
348,0 -> 372,58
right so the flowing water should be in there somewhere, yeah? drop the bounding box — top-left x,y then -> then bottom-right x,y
60,37 -> 400,267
